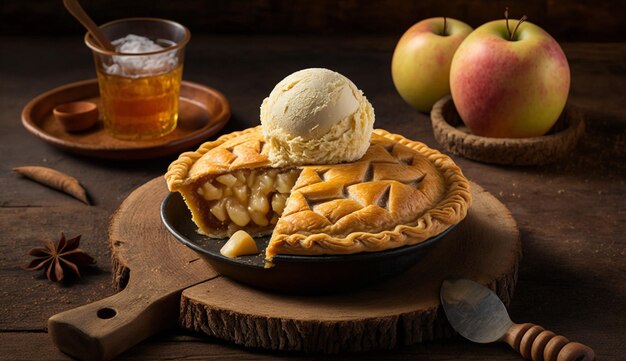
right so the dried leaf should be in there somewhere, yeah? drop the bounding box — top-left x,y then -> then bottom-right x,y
13,166 -> 90,205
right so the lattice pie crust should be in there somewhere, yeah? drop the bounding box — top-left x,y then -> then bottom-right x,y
165,126 -> 471,260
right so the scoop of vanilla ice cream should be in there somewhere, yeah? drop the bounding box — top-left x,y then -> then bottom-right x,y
260,68 -> 374,167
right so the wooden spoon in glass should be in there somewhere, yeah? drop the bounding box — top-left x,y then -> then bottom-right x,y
63,0 -> 115,51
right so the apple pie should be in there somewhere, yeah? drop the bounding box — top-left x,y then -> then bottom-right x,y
165,126 -> 471,260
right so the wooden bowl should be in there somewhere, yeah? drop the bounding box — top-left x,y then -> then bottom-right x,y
53,101 -> 98,132
160,192 -> 453,294
431,96 -> 585,165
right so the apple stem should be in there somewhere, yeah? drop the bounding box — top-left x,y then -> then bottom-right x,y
442,17 -> 447,35
504,7 -> 528,41
505,7 -> 511,40
511,15 -> 528,40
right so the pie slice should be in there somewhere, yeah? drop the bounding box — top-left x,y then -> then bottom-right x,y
165,126 -> 471,261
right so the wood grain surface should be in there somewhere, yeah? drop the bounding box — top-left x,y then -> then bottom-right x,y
4,0 -> 623,41
0,36 -> 624,360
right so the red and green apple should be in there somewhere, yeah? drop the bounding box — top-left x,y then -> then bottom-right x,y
392,17 -> 473,113
449,15 -> 570,138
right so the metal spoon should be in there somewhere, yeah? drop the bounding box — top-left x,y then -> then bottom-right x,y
440,276 -> 595,361
63,0 -> 115,51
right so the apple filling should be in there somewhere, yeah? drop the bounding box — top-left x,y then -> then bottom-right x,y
194,168 -> 300,235
220,230 -> 259,258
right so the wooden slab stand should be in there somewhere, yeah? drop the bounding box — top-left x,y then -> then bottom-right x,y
110,179 -> 520,354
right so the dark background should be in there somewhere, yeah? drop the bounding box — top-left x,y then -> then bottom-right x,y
1,0 -> 623,42
1,1 -> 625,360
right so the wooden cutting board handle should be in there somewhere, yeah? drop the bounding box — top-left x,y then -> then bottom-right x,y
503,323 -> 595,361
48,282 -> 181,361
46,178 -> 216,360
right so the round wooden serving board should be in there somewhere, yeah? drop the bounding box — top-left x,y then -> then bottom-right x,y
49,177 -> 520,359
178,180 -> 521,353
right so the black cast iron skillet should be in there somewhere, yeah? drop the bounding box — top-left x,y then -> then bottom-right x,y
161,192 -> 454,294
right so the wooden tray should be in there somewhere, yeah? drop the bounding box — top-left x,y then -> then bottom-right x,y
48,177 -> 520,359
22,79 -> 230,160
431,96 -> 585,166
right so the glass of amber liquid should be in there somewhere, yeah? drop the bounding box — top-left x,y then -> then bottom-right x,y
85,18 -> 190,140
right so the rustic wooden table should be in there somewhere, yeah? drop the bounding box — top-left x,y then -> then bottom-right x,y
1,35 -> 624,360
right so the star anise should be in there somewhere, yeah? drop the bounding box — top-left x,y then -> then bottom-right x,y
25,233 -> 95,282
